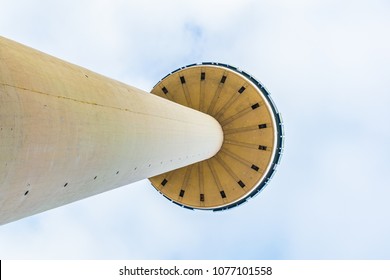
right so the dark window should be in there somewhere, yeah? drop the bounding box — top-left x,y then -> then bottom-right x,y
258,124 -> 267,129
200,194 -> 205,201
238,86 -> 246,94
251,103 -> 260,110
180,76 -> 186,84
201,72 -> 205,80
251,164 -> 260,172
220,75 -> 227,83
162,87 -> 168,94
161,179 -> 168,186
220,190 -> 226,198
238,180 -> 246,188
259,145 -> 267,150
179,189 -> 185,197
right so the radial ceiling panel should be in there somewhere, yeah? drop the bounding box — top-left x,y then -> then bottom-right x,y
149,63 -> 283,211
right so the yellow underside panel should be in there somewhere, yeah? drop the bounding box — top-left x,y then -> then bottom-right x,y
149,64 -> 280,210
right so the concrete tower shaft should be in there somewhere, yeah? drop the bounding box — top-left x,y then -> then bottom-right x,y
0,37 -> 223,225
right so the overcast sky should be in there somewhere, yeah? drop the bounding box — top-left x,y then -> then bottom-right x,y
1,0 -> 389,259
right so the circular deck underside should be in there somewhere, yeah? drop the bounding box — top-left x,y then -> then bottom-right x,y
149,63 -> 283,211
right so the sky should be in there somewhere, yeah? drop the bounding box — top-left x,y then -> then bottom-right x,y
0,0 -> 390,259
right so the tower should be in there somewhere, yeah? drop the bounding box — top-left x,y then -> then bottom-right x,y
0,36 -> 283,225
